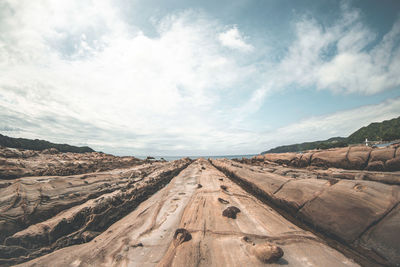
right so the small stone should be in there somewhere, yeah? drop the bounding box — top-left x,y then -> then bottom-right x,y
218,198 -> 229,204
252,243 -> 284,263
222,206 -> 241,219
173,228 -> 192,246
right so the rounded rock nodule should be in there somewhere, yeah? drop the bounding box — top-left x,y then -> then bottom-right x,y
252,243 -> 284,263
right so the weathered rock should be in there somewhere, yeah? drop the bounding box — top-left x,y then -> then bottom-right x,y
0,147 -> 145,180
212,158 -> 400,265
173,228 -> 192,246
347,146 -> 372,169
274,179 -> 330,210
311,147 -> 349,169
359,204 -> 400,266
261,145 -> 400,171
369,147 -> 396,163
299,180 -> 399,242
252,243 -> 284,263
222,206 -> 241,219
366,160 -> 385,171
14,159 -> 359,267
0,159 -> 190,247
263,152 -> 297,165
385,157 -> 400,171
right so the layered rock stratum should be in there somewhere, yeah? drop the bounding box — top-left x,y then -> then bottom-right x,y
260,144 -> 400,172
0,146 -> 399,266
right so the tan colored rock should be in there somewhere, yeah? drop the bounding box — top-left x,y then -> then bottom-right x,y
274,179 -> 330,210
252,243 -> 284,263
311,147 -> 349,169
347,146 -> 372,169
385,157 -> 400,171
360,204 -> 400,266
0,147 -> 144,179
263,152 -> 297,165
14,160 -> 359,267
299,180 -> 399,242
366,160 -> 385,171
369,147 -> 396,163
261,145 -> 400,171
212,158 -> 400,265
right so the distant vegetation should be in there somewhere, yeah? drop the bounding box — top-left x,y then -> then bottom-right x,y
0,134 -> 95,153
262,116 -> 400,154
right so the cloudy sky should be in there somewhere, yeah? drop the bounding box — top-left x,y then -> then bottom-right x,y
1,0 -> 400,156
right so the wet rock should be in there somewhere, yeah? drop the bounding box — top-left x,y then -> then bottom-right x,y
252,243 -> 284,263
222,206 -> 241,219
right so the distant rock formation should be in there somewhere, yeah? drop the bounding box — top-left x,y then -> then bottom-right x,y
260,144 -> 400,172
0,147 -> 143,179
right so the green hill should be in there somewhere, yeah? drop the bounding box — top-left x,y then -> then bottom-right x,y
0,134 -> 95,153
347,116 -> 400,144
262,116 -> 400,154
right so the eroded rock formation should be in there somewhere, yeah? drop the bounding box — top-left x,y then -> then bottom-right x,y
13,160 -> 360,267
212,158 -> 400,266
0,147 -> 144,179
260,144 -> 400,172
0,147 -> 398,266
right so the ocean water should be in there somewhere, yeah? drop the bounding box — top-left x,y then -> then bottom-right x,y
136,154 -> 257,161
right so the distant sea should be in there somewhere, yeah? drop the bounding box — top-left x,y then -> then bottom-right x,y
136,154 -> 257,161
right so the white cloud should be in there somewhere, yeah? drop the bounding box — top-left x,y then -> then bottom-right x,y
218,26 -> 253,52
0,1 -> 259,155
235,4 -> 400,121
0,1 -> 399,156
277,5 -> 400,95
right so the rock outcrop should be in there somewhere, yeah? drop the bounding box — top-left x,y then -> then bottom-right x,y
13,160 -> 360,267
0,147 -> 398,266
0,158 -> 191,265
0,147 -> 144,179
261,144 -> 400,172
212,158 -> 400,266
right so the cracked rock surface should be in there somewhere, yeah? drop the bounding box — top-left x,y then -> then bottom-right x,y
14,159 -> 360,267
259,144 -> 400,172
0,148 -> 398,266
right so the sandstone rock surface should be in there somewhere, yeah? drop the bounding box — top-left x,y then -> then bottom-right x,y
0,147 -> 144,179
0,147 -> 398,266
14,160 -> 359,267
262,144 -> 400,172
212,158 -> 400,266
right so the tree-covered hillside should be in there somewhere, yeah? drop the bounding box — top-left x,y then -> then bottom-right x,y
262,116 -> 400,154
347,117 -> 400,144
0,134 -> 95,153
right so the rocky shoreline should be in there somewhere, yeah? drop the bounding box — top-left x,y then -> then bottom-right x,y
258,144 -> 400,172
0,146 -> 399,266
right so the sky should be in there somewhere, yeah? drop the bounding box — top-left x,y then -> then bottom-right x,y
1,0 -> 400,156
